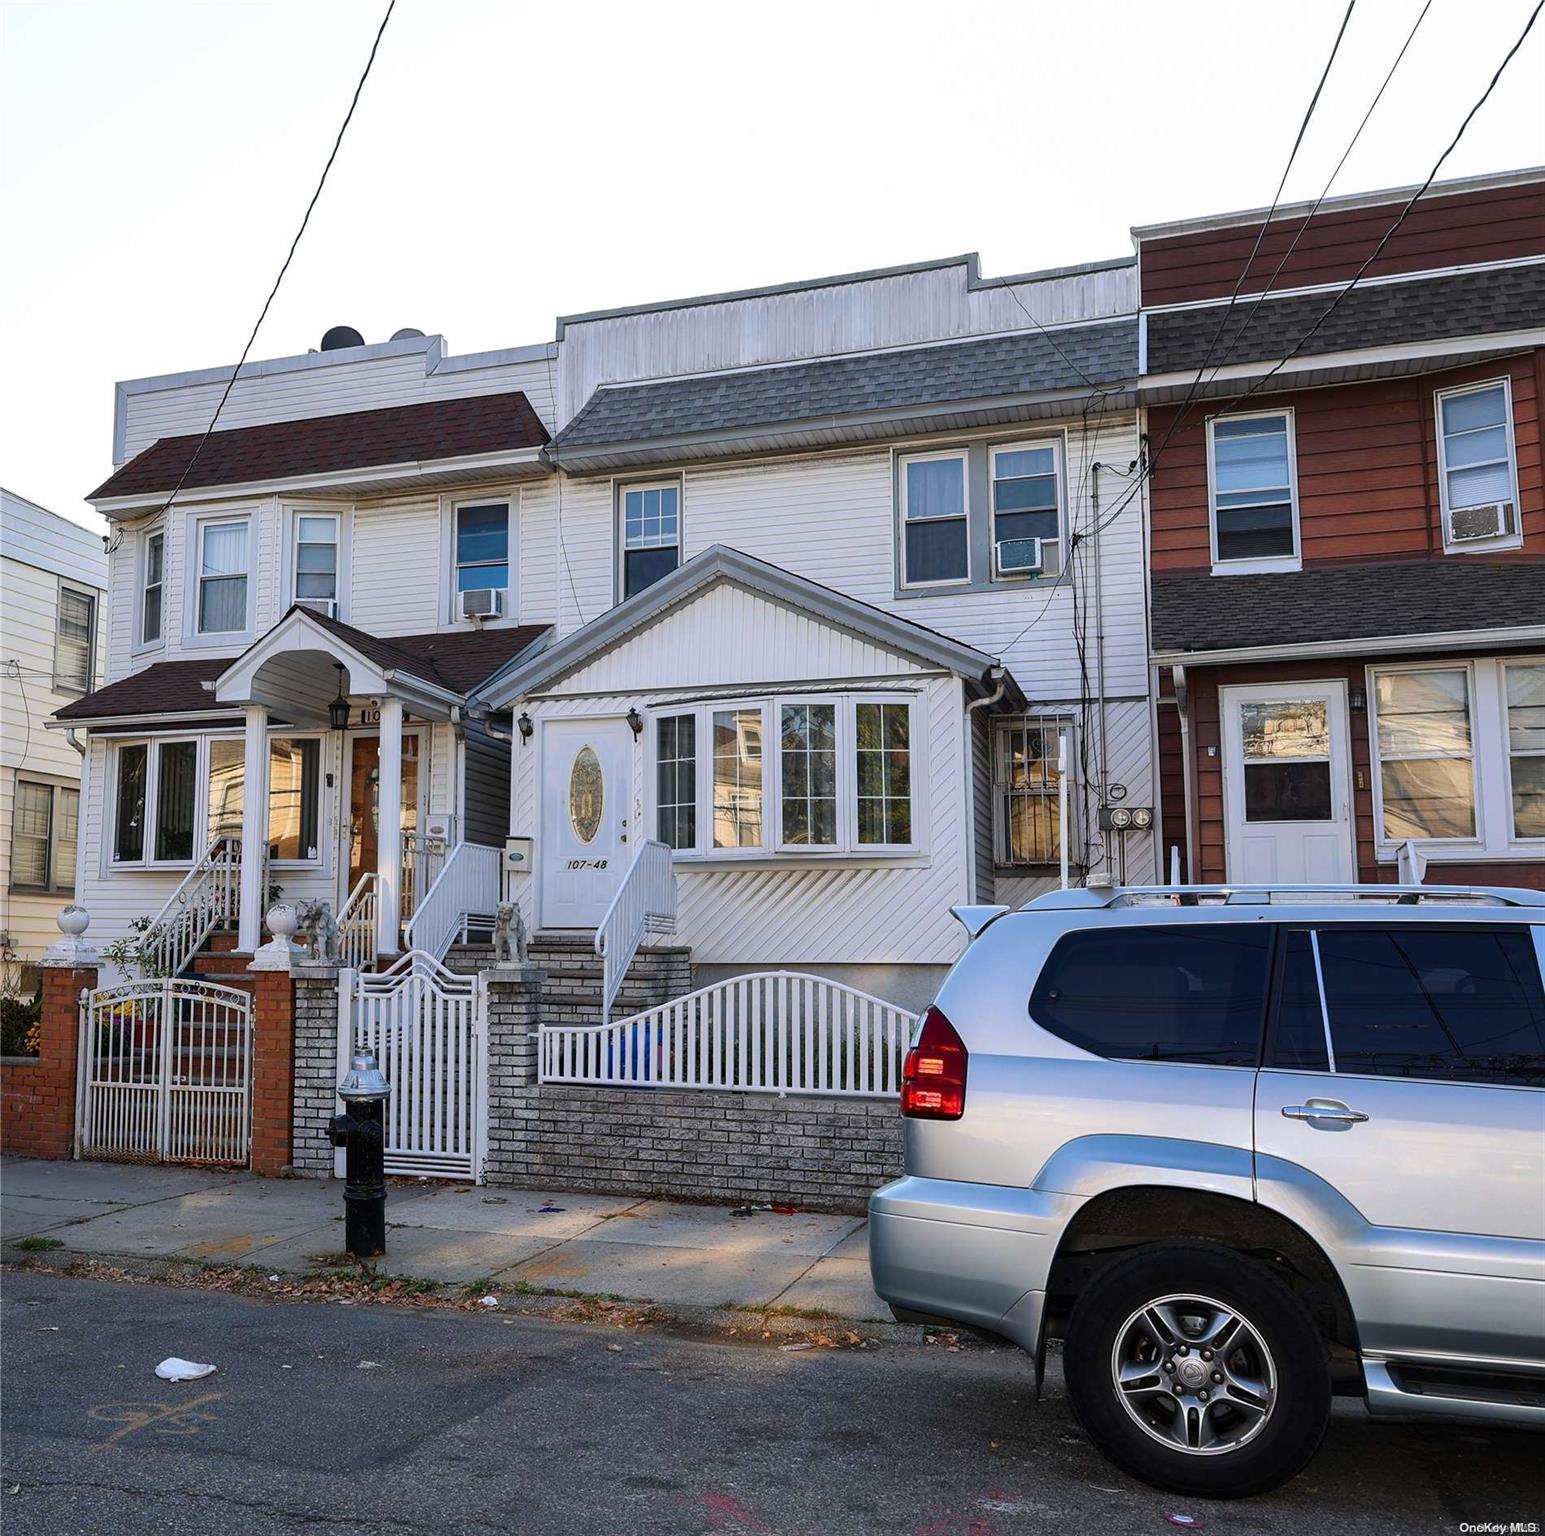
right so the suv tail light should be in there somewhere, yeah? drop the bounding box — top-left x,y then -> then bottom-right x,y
901,1006 -> 967,1120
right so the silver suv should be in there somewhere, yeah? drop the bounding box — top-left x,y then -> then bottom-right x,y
869,884 -> 1545,1499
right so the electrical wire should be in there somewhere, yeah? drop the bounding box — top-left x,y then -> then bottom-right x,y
146,1 -> 396,523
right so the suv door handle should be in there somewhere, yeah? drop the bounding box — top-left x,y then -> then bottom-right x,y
1282,1101 -> 1369,1125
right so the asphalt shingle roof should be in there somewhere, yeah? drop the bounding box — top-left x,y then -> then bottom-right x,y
553,321 -> 1138,450
1151,560 -> 1545,655
1144,264 -> 1545,376
91,391 -> 550,501
54,619 -> 550,721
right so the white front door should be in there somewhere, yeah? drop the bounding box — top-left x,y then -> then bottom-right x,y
1221,681 -> 1355,883
540,718 -> 633,929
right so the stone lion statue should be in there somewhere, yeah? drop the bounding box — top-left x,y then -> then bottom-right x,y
493,901 -> 528,966
296,900 -> 340,965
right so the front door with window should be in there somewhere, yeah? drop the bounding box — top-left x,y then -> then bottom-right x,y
1221,682 -> 1354,883
345,733 -> 422,899
540,719 -> 631,929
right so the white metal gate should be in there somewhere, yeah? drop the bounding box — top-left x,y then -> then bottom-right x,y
338,952 -> 484,1181
76,979 -> 253,1165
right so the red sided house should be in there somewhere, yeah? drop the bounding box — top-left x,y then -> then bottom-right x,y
1138,167 -> 1545,890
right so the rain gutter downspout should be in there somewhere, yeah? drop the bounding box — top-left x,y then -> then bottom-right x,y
963,667 -> 1008,902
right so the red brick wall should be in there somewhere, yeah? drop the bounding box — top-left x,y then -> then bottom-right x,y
1149,353 -> 1545,573
250,970 -> 296,1176
1139,179 -> 1545,305
1,965 -> 94,1160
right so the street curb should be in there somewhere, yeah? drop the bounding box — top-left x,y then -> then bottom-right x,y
1,1241 -> 939,1350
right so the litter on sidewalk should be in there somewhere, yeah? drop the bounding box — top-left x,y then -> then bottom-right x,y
155,1358 -> 216,1382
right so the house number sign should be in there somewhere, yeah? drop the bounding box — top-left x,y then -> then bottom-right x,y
566,858 -> 609,871
355,706 -> 381,726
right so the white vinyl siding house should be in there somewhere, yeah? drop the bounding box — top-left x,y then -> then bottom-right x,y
1,489 -> 107,980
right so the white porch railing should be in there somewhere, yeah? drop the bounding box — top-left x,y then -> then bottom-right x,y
402,843 -> 502,962
401,831 -> 446,921
541,971 -> 916,1097
337,873 -> 380,971
140,836 -> 242,977
595,839 -> 676,1025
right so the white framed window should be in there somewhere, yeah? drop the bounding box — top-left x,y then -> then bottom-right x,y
52,584 -> 96,694
899,451 -> 968,587
619,482 -> 681,601
140,528 -> 165,647
110,730 -> 324,869
990,440 -> 1062,580
1206,410 -> 1300,572
993,716 -> 1072,866
196,518 -> 250,635
9,780 -> 78,894
293,513 -> 339,616
1435,379 -> 1521,551
1369,665 -> 1478,844
1504,661 -> 1545,841
454,501 -> 511,597
648,694 -> 919,858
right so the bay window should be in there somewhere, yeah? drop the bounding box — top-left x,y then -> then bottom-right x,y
899,452 -> 968,586
1372,668 -> 1476,841
111,732 -> 323,867
197,519 -> 250,634
653,695 -> 917,857
1506,663 -> 1545,840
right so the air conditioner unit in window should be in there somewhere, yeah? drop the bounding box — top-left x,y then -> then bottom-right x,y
459,587 -> 504,621
1448,501 -> 1516,542
994,536 -> 1043,578
296,598 -> 336,619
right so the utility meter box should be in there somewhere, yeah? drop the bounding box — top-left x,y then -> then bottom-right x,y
504,836 -> 534,874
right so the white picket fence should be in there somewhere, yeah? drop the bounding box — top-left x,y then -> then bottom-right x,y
540,971 -> 917,1098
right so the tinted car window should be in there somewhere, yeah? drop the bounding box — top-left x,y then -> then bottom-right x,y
1316,927 -> 1545,1085
1269,930 -> 1330,1071
1030,925 -> 1271,1065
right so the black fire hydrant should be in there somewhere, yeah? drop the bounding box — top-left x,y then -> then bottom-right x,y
329,1050 -> 391,1258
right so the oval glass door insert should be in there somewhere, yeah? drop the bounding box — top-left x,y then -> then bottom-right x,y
569,746 -> 603,844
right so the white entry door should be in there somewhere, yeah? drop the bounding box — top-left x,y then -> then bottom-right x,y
540,718 -> 633,928
1221,681 -> 1355,883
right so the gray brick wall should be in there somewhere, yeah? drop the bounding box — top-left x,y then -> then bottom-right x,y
291,972 -> 340,1176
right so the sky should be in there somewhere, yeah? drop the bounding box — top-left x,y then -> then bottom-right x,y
2,0 -> 1543,535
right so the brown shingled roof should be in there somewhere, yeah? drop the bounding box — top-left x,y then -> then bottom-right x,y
53,619 -> 550,722
90,391 -> 550,502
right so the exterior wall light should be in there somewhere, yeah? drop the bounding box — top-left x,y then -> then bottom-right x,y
517,711 -> 534,743
626,707 -> 644,738
328,664 -> 351,732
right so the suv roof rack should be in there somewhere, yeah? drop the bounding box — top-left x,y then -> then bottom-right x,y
1022,883 -> 1545,911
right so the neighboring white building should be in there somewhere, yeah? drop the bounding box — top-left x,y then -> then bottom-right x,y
61,250 -> 1156,1005
1,488 -> 107,991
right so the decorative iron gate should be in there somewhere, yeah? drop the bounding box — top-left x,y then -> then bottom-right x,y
338,952 -> 484,1181
76,979 -> 253,1165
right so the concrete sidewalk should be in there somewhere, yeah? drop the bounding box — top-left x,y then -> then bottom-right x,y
0,1157 -> 888,1322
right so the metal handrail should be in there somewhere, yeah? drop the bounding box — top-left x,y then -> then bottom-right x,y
594,839 -> 676,1026
337,872 -> 380,971
140,836 -> 242,976
401,843 -> 502,962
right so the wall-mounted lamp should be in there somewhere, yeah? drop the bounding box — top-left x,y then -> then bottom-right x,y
1348,687 -> 1367,713
626,707 -> 644,738
328,663 -> 351,732
517,711 -> 534,743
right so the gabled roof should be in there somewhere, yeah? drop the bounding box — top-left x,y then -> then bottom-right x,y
550,321 -> 1137,471
1151,560 -> 1545,658
90,391 -> 550,507
1142,263 -> 1545,377
476,545 -> 1012,707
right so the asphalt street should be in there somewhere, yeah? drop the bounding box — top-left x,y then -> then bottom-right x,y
2,1270 -> 1539,1535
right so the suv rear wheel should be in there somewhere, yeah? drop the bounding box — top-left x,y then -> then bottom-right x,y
1064,1242 -> 1331,1498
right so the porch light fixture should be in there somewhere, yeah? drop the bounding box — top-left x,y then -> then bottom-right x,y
1348,687 -> 1367,712
517,711 -> 534,743
328,664 -> 351,732
626,707 -> 644,738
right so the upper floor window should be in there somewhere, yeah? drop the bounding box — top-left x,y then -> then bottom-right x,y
455,503 -> 510,594
294,514 -> 339,616
1436,380 -> 1520,550
620,483 -> 680,600
141,529 -> 164,645
9,780 -> 78,894
1207,411 -> 1299,570
899,452 -> 967,587
991,442 -> 1061,579
52,584 -> 96,694
197,519 -> 249,634
994,716 -> 1069,866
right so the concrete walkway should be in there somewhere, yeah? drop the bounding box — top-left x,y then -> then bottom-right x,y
0,1158 -> 888,1321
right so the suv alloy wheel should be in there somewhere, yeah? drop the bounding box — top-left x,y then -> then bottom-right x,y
1064,1242 -> 1332,1498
